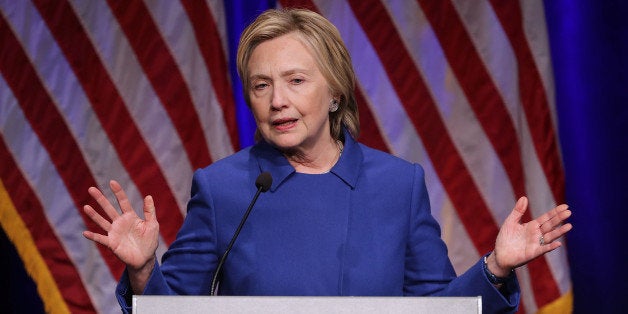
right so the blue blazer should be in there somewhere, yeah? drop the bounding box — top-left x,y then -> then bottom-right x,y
116,131 -> 519,313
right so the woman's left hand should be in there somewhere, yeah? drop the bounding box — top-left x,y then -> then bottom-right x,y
487,196 -> 572,277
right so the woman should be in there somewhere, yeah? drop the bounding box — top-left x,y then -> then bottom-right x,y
82,9 -> 572,314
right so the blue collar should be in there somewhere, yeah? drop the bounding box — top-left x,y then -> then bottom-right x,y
251,129 -> 363,191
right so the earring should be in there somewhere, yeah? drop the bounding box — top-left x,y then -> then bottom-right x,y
329,99 -> 339,112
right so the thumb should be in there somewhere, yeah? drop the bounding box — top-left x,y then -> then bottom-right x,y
506,196 -> 528,225
143,195 -> 157,222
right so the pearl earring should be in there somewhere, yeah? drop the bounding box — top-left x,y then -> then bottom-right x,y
329,99 -> 339,112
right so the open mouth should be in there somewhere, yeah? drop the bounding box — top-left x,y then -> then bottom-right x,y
272,118 -> 298,129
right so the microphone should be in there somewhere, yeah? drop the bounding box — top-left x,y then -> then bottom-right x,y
210,172 -> 272,295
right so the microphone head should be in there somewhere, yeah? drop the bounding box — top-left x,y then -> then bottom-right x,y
255,172 -> 273,192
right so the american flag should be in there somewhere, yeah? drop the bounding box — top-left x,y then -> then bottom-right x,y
0,0 -> 570,313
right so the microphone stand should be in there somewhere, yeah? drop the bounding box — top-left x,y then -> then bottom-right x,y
210,173 -> 271,295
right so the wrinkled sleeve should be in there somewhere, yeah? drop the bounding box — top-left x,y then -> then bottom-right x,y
403,164 -> 519,313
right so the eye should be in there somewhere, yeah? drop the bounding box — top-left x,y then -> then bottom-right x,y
253,82 -> 269,90
291,78 -> 304,85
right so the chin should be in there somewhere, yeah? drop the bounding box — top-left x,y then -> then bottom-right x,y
265,134 -> 304,149
272,141 -> 300,151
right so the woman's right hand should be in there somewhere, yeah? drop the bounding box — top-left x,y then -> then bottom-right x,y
82,180 -> 160,291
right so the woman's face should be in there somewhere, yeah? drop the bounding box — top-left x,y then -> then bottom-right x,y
247,33 -> 333,153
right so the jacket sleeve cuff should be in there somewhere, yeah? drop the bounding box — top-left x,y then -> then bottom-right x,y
116,259 -> 170,313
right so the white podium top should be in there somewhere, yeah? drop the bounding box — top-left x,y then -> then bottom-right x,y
133,295 -> 481,313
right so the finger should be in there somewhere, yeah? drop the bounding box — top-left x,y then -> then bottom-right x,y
539,240 -> 562,255
537,204 -> 568,225
82,230 -> 110,248
542,223 -> 573,243
88,186 -> 120,220
143,195 -> 157,222
83,205 -> 112,232
505,196 -> 528,225
109,180 -> 134,214
542,208 -> 571,233
539,205 -> 570,233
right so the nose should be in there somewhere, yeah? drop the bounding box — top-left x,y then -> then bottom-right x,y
270,84 -> 288,110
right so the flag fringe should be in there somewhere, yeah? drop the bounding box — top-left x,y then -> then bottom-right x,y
537,289 -> 573,314
0,180 -> 70,314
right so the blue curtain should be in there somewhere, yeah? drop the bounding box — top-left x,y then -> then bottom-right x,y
545,0 -> 628,312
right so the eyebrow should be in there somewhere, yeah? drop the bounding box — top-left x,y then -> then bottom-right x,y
280,68 -> 312,76
249,68 -> 313,81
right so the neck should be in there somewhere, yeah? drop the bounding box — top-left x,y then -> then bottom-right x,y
285,139 -> 343,174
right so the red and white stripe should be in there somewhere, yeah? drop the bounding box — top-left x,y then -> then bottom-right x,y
0,1 -> 570,313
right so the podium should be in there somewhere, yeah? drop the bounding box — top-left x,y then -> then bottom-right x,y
132,295 -> 482,313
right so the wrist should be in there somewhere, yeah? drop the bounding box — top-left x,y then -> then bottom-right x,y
483,252 -> 514,285
129,255 -> 155,272
128,256 -> 156,294
487,251 -> 512,277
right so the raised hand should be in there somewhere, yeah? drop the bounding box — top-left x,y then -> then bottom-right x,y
82,180 -> 160,272
487,196 -> 572,277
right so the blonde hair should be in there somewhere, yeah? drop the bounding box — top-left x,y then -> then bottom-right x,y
237,8 -> 359,141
